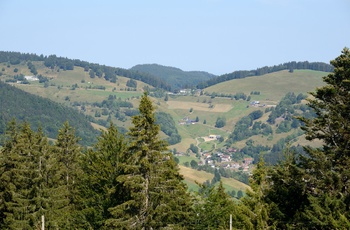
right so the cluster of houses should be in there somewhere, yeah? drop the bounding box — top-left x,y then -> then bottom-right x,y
175,146 -> 254,173
199,151 -> 254,172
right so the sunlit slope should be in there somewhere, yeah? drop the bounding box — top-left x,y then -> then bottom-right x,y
179,165 -> 250,192
205,70 -> 326,102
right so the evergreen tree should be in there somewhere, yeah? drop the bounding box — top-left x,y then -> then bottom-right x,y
260,152 -> 306,229
79,122 -> 127,229
237,159 -> 272,229
297,47 -> 350,228
53,121 -> 83,228
106,92 -> 193,229
0,121 -> 55,229
245,48 -> 350,229
0,120 -> 19,228
194,181 -> 236,229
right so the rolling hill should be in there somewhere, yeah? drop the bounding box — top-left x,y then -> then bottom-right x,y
205,69 -> 326,102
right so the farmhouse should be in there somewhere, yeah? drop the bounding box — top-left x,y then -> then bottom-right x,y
179,117 -> 197,125
227,148 -> 237,153
24,76 -> 39,81
220,154 -> 231,162
250,100 -> 260,106
178,89 -> 192,95
244,157 -> 254,165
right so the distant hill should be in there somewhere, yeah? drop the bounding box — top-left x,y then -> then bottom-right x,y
0,51 -> 172,91
0,81 -> 99,146
130,64 -> 216,91
205,69 -> 327,102
197,61 -> 333,89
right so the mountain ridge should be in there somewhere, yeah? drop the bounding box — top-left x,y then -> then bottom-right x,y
0,50 -> 333,91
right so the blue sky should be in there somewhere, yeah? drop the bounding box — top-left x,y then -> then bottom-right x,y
0,0 -> 349,75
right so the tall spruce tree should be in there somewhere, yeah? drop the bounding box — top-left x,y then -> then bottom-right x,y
0,121 -> 54,229
194,181 -> 236,229
0,120 -> 20,228
297,47 -> 350,228
238,48 -> 350,229
261,152 -> 307,229
79,122 -> 127,229
236,158 -> 274,229
106,92 -> 193,229
53,121 -> 83,228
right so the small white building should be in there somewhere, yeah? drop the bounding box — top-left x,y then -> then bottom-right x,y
24,76 -> 39,81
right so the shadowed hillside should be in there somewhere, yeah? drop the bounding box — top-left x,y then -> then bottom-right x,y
130,63 -> 216,91
0,81 -> 99,146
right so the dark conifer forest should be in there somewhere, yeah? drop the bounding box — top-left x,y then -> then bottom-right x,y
0,81 -> 99,146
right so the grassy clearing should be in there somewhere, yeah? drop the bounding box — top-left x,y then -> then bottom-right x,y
177,155 -> 198,165
167,101 -> 232,112
179,165 -> 250,192
179,165 -> 214,184
9,64 -> 146,102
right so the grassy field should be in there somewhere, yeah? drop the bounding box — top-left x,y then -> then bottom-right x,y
7,63 -> 147,102
179,165 -> 250,192
205,70 -> 326,102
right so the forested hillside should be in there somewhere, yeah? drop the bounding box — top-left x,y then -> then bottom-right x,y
130,63 -> 216,90
0,81 -> 99,146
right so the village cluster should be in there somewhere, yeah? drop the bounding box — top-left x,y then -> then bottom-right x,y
200,150 -> 254,173
175,141 -> 254,173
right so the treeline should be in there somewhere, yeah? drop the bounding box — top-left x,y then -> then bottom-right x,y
0,81 -> 99,146
197,61 -> 333,89
0,51 -> 171,91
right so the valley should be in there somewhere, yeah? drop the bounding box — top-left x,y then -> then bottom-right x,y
0,52 -> 329,194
